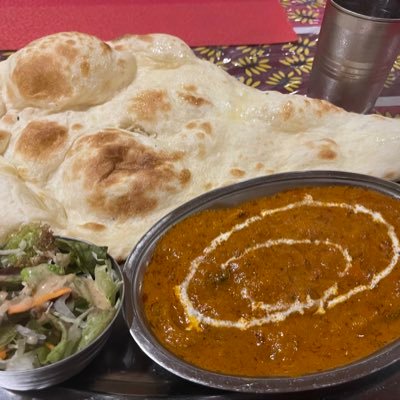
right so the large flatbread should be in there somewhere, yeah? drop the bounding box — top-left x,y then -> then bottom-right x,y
0,32 -> 399,259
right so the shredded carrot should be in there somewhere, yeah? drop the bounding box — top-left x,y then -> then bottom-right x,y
45,342 -> 55,350
0,348 -> 6,360
7,287 -> 72,315
32,287 -> 72,308
7,298 -> 34,315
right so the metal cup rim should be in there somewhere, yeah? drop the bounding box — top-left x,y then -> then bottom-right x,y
330,0 -> 400,23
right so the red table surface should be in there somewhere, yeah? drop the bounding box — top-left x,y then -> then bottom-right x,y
0,0 -> 297,49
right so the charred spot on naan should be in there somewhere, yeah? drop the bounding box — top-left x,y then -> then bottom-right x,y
55,42 -> 79,62
68,129 -> 120,155
179,169 -> 192,184
79,59 -> 90,77
7,32 -> 136,111
183,84 -> 197,92
1,113 -> 17,125
11,54 -> 73,103
178,84 -> 212,107
79,222 -> 107,232
185,121 -> 213,135
255,162 -> 265,171
15,34 -> 81,98
230,168 -> 246,178
271,99 -> 309,132
71,123 -> 84,131
318,148 -> 338,160
186,122 -> 197,129
383,171 -> 398,180
201,122 -> 212,135
306,138 -> 339,161
272,97 -> 342,133
281,100 -> 295,121
179,92 -> 211,107
314,99 -> 342,116
0,101 -> 5,118
66,130 -> 192,219
129,90 -> 172,122
15,121 -> 68,160
0,130 -> 11,154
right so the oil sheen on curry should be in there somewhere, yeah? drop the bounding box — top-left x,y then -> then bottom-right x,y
142,186 -> 400,377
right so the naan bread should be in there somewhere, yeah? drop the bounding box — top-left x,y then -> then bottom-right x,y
0,157 -> 66,241
0,32 -> 400,259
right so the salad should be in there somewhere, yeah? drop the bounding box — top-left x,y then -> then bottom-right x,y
0,224 -> 121,371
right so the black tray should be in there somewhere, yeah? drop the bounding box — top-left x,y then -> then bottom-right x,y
1,312 -> 399,400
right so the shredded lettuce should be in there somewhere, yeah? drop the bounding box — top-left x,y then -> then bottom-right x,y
45,315 -> 68,364
55,238 -> 108,276
47,263 -> 65,275
71,276 -> 95,307
94,261 -> 119,306
20,263 -> 60,286
26,319 -> 50,337
1,223 -> 55,268
77,309 -> 114,351
35,346 -> 50,365
0,323 -> 17,348
45,320 -> 82,364
64,323 -> 82,358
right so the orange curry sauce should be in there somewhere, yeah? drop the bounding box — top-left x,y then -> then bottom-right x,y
142,186 -> 400,376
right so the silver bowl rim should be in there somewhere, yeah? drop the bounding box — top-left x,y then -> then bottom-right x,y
0,236 -> 125,381
124,170 -> 400,393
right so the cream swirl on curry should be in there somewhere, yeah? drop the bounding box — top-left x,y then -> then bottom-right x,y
175,194 -> 400,330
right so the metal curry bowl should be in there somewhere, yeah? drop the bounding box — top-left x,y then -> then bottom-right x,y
123,171 -> 400,393
0,237 -> 125,391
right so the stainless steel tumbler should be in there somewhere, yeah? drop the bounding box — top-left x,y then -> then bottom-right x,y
307,0 -> 400,113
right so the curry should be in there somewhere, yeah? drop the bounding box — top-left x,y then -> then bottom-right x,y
142,186 -> 400,377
